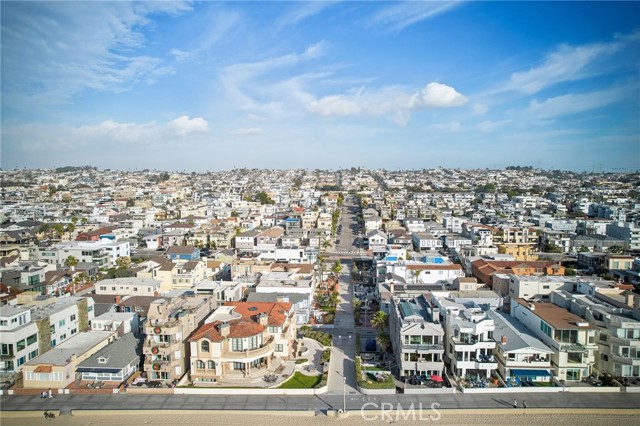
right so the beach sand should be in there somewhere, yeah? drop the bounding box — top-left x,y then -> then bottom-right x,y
2,409 -> 639,426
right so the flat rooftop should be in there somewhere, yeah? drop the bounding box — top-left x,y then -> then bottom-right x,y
25,331 -> 114,366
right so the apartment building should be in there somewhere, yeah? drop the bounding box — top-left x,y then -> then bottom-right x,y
549,291 -> 640,381
432,294 -> 497,380
511,299 -> 598,382
0,305 -> 39,375
389,295 -> 445,378
187,301 -> 295,384
487,310 -> 554,383
144,294 -> 214,383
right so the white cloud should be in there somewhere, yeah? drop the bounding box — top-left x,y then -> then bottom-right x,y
409,83 -> 467,108
498,32 -> 639,96
230,127 -> 264,136
277,2 -> 338,28
1,2 -> 192,104
527,86 -> 629,120
307,82 -> 467,123
368,1 -> 462,32
168,116 -> 209,136
218,42 -> 327,111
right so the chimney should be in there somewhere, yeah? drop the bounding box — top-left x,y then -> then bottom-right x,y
625,292 -> 635,308
257,312 -> 268,326
219,321 -> 230,337
501,335 -> 507,345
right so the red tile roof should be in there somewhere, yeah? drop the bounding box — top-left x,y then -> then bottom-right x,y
225,301 -> 291,326
189,301 -> 292,343
188,322 -> 224,342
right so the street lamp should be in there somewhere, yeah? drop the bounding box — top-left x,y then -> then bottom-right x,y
343,376 -> 346,413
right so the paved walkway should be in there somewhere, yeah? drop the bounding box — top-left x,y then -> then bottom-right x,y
326,264 -> 357,401
2,391 -> 639,413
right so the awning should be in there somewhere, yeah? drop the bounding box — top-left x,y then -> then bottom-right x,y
76,368 -> 123,374
510,369 -> 551,377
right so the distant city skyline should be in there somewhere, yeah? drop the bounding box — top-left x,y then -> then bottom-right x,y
1,1 -> 639,172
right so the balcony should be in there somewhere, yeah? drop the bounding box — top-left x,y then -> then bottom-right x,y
221,337 -> 276,361
401,343 -> 443,352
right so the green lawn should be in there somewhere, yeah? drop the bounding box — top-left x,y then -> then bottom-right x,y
276,372 -> 322,389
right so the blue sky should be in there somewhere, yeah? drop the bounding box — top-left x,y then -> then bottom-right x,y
2,1 -> 639,172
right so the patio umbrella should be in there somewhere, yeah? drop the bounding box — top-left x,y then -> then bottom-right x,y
430,375 -> 444,382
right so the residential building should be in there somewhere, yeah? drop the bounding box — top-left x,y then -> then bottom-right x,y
144,294 -> 214,383
22,330 -> 115,388
76,332 -> 140,384
187,301 -> 296,384
389,295 -> 445,378
431,294 -> 498,380
95,277 -> 161,297
487,310 -> 554,383
511,299 -> 598,382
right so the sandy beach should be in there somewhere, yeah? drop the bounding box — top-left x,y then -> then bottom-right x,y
2,409 -> 639,426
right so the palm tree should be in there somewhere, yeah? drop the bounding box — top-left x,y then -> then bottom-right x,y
64,255 -> 78,271
80,217 -> 88,225
370,310 -> 388,332
332,260 -> 343,276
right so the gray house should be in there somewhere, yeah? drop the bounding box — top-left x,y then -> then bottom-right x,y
76,332 -> 140,383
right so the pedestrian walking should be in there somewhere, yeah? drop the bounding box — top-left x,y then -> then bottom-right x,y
523,400 -> 528,409
513,399 -> 517,408
40,391 -> 46,399
47,388 -> 53,398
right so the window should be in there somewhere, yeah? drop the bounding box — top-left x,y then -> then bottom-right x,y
276,344 -> 283,352
268,326 -> 279,333
201,341 -> 209,353
0,320 -> 7,326
17,339 -> 26,352
207,361 -> 215,370
196,360 -> 205,369
59,319 -> 66,327
70,314 -> 76,322
232,339 -> 243,351
71,328 -> 77,335
25,334 -> 37,346
100,286 -> 106,291
29,349 -> 38,360
60,334 -> 67,341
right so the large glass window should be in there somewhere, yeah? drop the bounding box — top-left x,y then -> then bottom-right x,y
196,360 -> 205,369
201,341 -> 209,353
207,361 -> 215,370
26,334 -> 37,346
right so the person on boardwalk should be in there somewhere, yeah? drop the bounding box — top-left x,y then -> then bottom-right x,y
513,399 -> 517,408
47,388 -> 53,398
523,400 -> 528,409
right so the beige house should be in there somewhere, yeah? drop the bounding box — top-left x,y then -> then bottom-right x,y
22,331 -> 115,389
187,301 -> 296,384
144,295 -> 215,384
